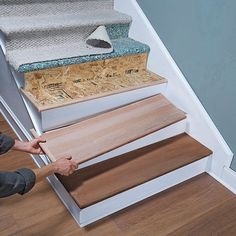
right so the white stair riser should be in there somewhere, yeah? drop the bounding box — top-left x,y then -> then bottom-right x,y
79,156 -> 212,226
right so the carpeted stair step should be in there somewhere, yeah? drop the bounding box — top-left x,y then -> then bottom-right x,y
32,94 -> 186,164
0,10 -> 131,41
14,38 -> 150,73
0,0 -> 114,17
58,133 -> 212,208
0,8 -> 132,70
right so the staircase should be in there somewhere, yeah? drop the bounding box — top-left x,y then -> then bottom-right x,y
0,0 -> 219,227
58,133 -> 212,208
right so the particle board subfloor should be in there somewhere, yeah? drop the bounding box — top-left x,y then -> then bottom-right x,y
33,94 -> 186,164
59,133 -> 212,208
23,53 -> 167,111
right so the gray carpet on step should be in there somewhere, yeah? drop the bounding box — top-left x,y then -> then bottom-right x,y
0,0 -> 132,70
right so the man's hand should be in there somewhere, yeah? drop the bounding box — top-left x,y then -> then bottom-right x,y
33,155 -> 78,182
13,137 -> 46,155
52,156 -> 78,176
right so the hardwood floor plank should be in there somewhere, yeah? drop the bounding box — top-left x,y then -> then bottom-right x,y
112,174 -> 235,236
166,198 -> 236,236
0,214 -> 21,236
34,94 -> 186,164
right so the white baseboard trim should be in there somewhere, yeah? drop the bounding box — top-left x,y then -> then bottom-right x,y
80,119 -> 187,168
79,156 -> 211,227
209,167 -> 236,194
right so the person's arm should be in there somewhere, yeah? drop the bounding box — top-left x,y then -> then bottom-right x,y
12,137 -> 46,155
0,132 -> 46,156
0,133 -> 15,155
33,156 -> 78,182
0,156 -> 78,198
0,168 -> 36,198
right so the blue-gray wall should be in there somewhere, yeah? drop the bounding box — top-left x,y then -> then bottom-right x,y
137,0 -> 236,170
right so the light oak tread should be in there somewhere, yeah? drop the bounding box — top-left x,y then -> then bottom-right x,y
34,94 -> 186,164
59,133 -> 212,208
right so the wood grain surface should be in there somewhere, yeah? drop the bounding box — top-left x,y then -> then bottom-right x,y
1,114 -> 235,236
34,94 -> 186,164
59,133 -> 212,208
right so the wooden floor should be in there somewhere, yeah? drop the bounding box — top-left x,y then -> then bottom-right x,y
0,114 -> 236,236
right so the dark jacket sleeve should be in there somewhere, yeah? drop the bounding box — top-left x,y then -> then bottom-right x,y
0,133 -> 15,155
0,168 -> 36,198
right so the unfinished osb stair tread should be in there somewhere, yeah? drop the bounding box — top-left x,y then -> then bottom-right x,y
23,53 -> 167,111
58,133 -> 212,208
33,94 -> 186,164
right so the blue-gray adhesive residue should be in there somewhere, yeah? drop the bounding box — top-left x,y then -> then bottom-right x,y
106,23 -> 130,39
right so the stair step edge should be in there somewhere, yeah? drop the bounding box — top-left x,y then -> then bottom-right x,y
59,133 -> 212,208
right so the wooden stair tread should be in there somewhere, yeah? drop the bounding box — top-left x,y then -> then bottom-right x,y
34,94 -> 186,164
58,133 -> 212,208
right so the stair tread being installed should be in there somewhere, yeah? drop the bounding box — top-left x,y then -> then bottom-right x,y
58,133 -> 212,208
33,94 -> 186,164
